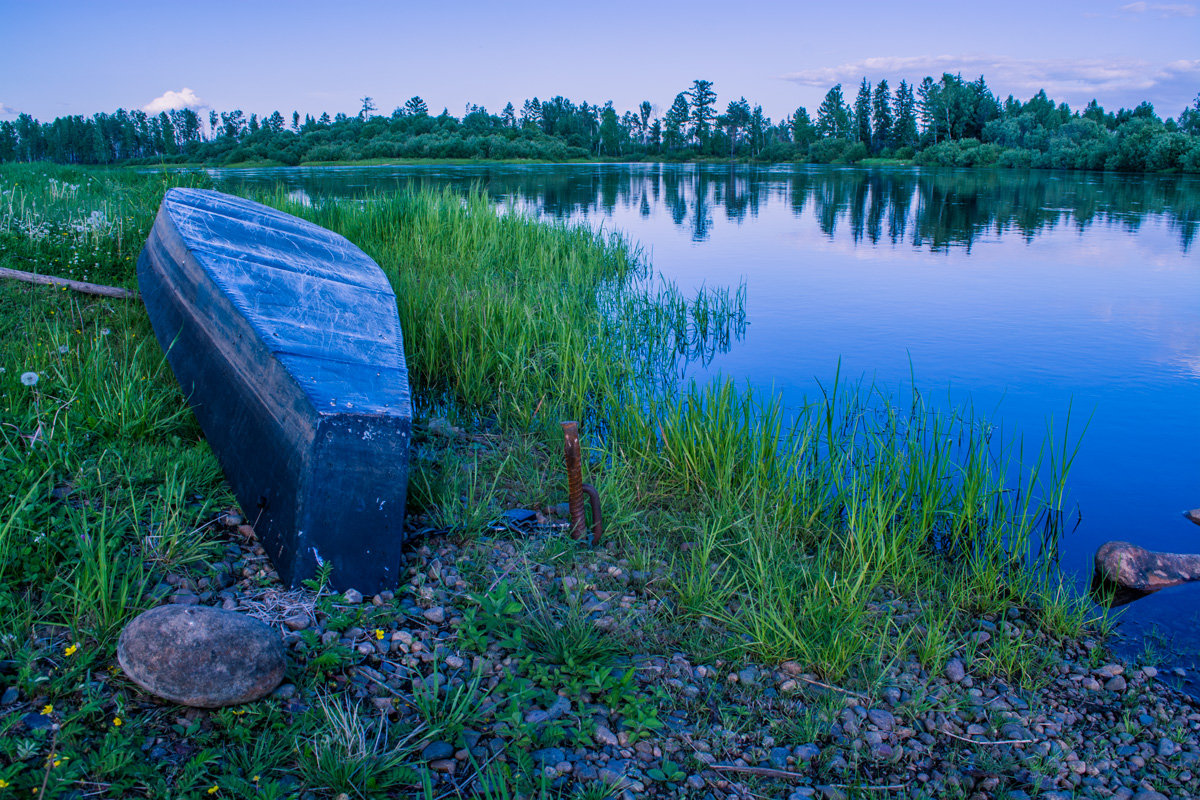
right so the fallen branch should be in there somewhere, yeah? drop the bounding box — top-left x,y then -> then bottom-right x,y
709,764 -> 806,780
708,765 -> 903,792
940,728 -> 1034,746
794,674 -> 867,700
0,266 -> 138,300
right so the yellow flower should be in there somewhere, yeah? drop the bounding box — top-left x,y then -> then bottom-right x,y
64,643 -> 78,657
112,717 -> 122,727
0,779 -> 8,788
251,776 -> 259,783
207,786 -> 219,795
375,629 -> 385,640
41,704 -> 53,715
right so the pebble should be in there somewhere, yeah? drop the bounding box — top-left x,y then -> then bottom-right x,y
794,744 -> 820,761
421,741 -> 454,761
867,708 -> 895,731
594,725 -> 619,747
342,588 -> 363,604
945,659 -> 966,683
423,606 -> 446,624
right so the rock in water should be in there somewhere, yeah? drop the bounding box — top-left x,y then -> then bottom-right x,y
118,605 -> 285,707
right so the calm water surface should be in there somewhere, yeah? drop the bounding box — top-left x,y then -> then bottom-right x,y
210,164 -> 1200,672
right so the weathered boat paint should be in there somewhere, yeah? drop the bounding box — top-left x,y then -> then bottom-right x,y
138,188 -> 411,592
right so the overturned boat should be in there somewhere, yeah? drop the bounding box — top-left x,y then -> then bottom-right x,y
138,188 -> 411,593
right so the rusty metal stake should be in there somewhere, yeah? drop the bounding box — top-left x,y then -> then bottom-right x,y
562,421 -> 603,546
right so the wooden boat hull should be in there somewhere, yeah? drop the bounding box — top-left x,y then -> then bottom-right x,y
137,188 -> 411,593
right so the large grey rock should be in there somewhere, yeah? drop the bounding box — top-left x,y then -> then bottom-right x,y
118,605 -> 285,708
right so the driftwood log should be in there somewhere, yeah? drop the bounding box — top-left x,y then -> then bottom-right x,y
0,266 -> 138,299
1093,510 -> 1200,606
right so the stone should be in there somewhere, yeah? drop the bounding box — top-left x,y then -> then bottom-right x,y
423,606 -> 446,624
794,744 -> 821,762
22,712 -> 54,731
342,588 -> 364,604
867,708 -> 895,731
1104,675 -> 1127,692
532,747 -> 567,766
945,659 -> 966,683
117,605 -> 285,708
599,759 -> 630,785
282,613 -> 310,631
1132,792 -> 1169,800
594,725 -> 619,747
525,695 -> 571,725
1,686 -> 18,705
422,740 -> 455,761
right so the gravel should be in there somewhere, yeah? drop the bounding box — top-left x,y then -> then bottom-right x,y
91,509 -> 1200,799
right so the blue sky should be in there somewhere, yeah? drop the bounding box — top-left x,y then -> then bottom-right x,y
2,0 -> 1198,124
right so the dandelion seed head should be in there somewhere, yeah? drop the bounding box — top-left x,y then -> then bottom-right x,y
20,372 -> 38,386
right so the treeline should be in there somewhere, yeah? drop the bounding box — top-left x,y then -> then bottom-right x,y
3,76 -> 1200,172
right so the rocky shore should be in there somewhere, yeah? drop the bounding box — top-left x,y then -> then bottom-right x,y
51,509 -> 1197,800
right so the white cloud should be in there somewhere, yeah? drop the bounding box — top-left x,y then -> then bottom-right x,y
142,88 -> 206,115
0,102 -> 16,118
1119,2 -> 1197,16
780,55 -> 1200,108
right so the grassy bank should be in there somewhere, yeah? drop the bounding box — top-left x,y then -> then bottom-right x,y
0,164 -> 1117,798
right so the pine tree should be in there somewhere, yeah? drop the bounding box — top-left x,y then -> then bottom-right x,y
853,79 -> 872,146
916,77 -> 940,143
403,96 -> 429,117
892,81 -> 918,149
686,80 -> 717,146
871,80 -> 893,151
663,93 -> 690,150
816,85 -> 850,139
520,98 -> 542,128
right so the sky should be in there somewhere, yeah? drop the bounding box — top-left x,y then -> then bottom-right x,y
2,0 -> 1198,125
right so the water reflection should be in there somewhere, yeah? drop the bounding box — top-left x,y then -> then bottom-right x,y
212,163 -> 1199,252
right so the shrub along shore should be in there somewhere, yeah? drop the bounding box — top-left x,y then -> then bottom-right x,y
1,164 -> 1198,798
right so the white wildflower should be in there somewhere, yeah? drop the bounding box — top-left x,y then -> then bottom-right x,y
20,372 -> 38,386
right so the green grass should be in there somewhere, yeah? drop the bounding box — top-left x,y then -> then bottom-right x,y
0,163 -> 1111,797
